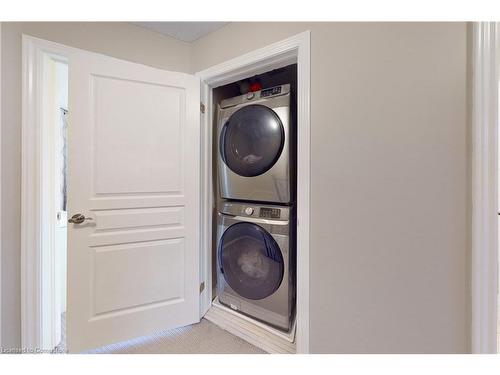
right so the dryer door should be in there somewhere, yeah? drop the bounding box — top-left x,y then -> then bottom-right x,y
220,104 -> 284,177
218,222 -> 284,300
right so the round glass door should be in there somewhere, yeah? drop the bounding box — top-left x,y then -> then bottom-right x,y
220,104 -> 284,177
219,222 -> 284,300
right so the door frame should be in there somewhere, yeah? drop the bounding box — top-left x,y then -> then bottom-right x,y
196,31 -> 311,354
21,35 -> 75,350
0,21 -> 3,349
471,22 -> 500,354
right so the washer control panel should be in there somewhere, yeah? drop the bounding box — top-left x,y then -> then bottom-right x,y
220,202 -> 289,221
259,207 -> 281,219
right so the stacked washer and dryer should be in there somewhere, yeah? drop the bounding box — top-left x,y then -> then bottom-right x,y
216,84 -> 296,332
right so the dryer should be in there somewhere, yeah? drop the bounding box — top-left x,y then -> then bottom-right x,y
217,84 -> 295,204
216,201 -> 296,332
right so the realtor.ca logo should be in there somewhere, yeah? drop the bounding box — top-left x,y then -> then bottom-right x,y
1,347 -> 67,354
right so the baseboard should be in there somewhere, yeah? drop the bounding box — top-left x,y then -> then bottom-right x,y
204,298 -> 296,354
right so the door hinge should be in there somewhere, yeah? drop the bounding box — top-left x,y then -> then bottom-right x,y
200,102 -> 206,114
199,281 -> 205,294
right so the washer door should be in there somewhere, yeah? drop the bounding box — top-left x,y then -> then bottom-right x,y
220,104 -> 284,177
219,222 -> 284,300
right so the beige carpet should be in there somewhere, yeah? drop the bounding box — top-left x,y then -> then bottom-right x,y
52,312 -> 67,354
83,318 -> 265,354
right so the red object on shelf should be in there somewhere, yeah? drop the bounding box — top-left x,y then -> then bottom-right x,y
249,82 -> 262,92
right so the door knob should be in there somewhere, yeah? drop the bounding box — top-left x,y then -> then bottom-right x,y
68,213 -> 93,224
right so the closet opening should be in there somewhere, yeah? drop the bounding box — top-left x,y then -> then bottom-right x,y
197,32 -> 310,354
201,62 -> 303,353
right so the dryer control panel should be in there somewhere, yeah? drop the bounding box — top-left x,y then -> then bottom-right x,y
220,84 -> 290,109
260,86 -> 282,98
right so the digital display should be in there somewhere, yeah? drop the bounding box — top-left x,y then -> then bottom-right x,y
260,86 -> 282,98
259,207 -> 281,219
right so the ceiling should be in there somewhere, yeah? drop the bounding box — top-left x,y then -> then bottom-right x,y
132,22 -> 229,42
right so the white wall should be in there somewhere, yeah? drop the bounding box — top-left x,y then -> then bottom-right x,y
1,21 -> 470,353
0,22 -> 191,348
191,22 -> 469,353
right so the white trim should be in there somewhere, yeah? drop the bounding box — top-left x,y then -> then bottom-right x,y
21,34 -> 39,350
471,22 -> 499,354
196,31 -> 311,354
21,35 -> 74,350
0,21 -> 3,348
205,299 -> 296,354
198,80 -> 213,320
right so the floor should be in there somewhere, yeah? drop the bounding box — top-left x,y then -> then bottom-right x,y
52,312 -> 66,354
57,315 -> 265,354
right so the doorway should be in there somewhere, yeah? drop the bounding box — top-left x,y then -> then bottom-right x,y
41,52 -> 69,352
196,31 -> 310,353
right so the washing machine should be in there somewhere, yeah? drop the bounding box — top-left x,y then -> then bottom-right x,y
216,201 -> 296,332
217,84 -> 295,204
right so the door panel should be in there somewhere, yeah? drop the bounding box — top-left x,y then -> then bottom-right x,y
93,207 -> 184,231
92,239 -> 185,315
92,75 -> 183,194
67,50 -> 200,352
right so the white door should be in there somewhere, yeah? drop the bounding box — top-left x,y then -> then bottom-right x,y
66,49 -> 200,353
